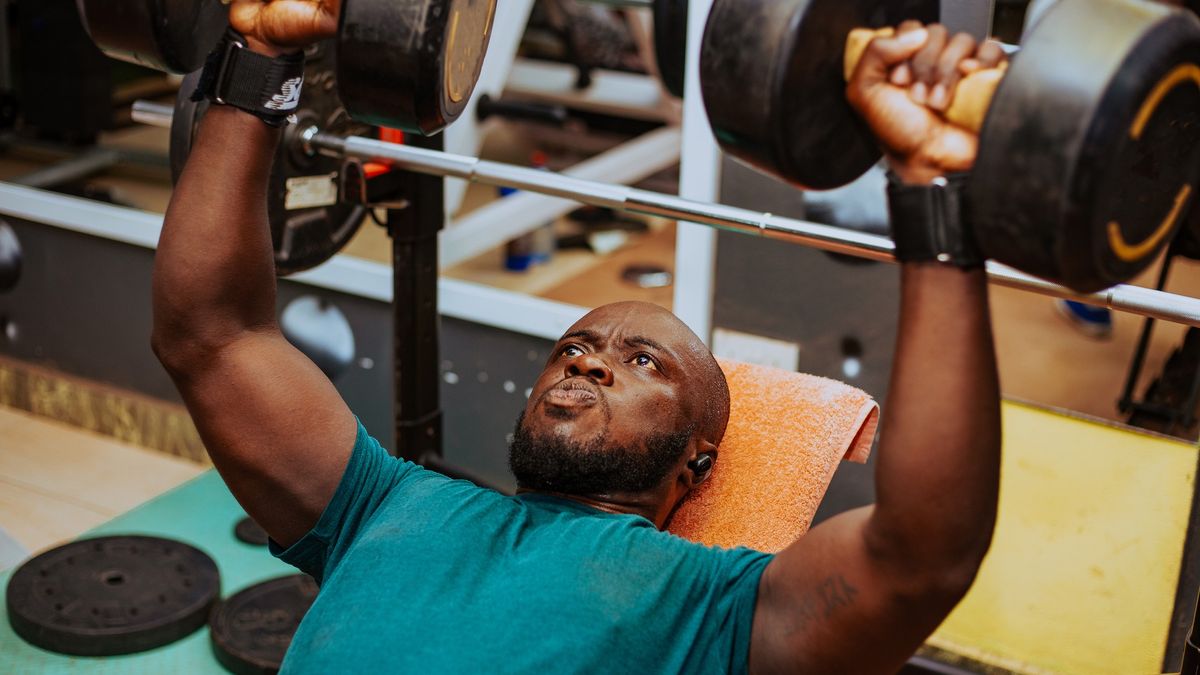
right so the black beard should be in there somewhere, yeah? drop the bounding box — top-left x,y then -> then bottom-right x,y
508,411 -> 692,495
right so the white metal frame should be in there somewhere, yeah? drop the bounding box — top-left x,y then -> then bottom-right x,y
672,0 -> 720,344
440,126 -> 681,268
443,0 -> 538,216
505,58 -> 678,124
0,182 -> 588,342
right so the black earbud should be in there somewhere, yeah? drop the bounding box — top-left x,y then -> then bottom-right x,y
687,454 -> 714,483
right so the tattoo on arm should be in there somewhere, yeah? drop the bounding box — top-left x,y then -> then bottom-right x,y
786,574 -> 860,631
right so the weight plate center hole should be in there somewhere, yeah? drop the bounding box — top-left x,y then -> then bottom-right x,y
101,570 -> 126,586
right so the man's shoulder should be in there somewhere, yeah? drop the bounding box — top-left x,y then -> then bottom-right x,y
385,463 -> 514,508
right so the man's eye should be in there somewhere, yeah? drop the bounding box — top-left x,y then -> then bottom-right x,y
633,354 -> 657,370
562,345 -> 584,357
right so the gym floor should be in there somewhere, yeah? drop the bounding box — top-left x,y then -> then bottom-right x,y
1,116 -> 1198,564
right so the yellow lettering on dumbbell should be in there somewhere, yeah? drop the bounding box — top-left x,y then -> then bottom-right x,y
1108,184 -> 1192,263
1108,63 -> 1200,263
1130,64 -> 1200,138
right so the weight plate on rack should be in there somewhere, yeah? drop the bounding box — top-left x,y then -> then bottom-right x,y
170,41 -> 373,275
653,0 -> 688,98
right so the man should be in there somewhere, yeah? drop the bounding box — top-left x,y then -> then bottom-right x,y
151,2 -> 1003,672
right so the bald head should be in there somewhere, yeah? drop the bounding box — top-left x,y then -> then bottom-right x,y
565,301 -> 731,446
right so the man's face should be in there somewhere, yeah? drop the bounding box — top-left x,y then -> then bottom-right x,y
509,302 -> 703,495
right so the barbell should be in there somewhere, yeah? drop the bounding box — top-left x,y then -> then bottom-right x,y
130,98 -> 1200,330
168,42 -> 378,274
701,0 -> 1200,293
78,0 -> 1200,322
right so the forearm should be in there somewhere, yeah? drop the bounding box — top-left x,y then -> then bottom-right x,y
152,106 -> 282,359
867,263 -> 1001,583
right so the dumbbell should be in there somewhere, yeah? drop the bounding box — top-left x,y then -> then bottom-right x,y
76,0 -> 498,273
75,0 -> 496,135
701,0 -> 1200,293
579,0 -> 688,97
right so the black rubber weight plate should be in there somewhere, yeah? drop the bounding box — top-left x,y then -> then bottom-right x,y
211,574 -> 319,675
653,0 -> 688,98
170,41 -> 371,275
234,517 -> 270,547
5,535 -> 220,656
338,0 -> 497,133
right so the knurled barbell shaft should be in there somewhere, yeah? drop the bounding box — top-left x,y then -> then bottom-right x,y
128,100 -> 1200,329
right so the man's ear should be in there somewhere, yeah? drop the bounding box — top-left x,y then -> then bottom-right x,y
686,440 -> 719,486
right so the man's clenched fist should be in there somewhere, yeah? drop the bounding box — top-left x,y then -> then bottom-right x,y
227,0 -> 340,56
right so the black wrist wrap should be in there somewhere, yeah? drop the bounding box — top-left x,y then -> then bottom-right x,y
886,172 -> 983,268
191,28 -> 305,128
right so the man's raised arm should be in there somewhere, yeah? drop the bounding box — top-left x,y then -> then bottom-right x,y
748,26 -> 1004,674
151,2 -> 353,548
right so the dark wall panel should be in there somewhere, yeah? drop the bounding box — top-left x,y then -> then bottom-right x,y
0,216 -> 550,492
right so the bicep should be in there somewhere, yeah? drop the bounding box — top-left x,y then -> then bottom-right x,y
168,330 -> 356,547
749,507 -> 960,675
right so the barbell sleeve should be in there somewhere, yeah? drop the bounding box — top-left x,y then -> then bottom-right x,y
127,100 -> 1200,330
131,100 -> 175,129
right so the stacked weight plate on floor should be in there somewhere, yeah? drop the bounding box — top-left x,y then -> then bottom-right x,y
701,0 -> 1200,293
210,574 -> 319,675
234,516 -> 270,547
5,535 -> 220,655
76,0 -> 497,274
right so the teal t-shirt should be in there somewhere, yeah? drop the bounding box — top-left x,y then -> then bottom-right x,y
272,422 -> 774,674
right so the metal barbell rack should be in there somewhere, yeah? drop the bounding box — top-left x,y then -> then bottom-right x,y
131,100 -> 1200,330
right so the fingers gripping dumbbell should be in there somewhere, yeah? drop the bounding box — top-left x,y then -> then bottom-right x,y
702,0 -> 1200,293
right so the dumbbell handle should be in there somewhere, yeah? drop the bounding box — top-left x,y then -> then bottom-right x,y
844,28 -> 1006,133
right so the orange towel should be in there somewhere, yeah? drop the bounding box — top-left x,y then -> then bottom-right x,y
667,359 -> 879,553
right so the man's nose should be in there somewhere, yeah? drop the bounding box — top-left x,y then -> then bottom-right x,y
566,353 -> 614,385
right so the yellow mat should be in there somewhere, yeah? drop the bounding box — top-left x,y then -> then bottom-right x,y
929,401 -> 1197,674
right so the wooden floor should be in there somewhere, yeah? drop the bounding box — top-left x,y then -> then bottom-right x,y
0,407 -> 204,569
